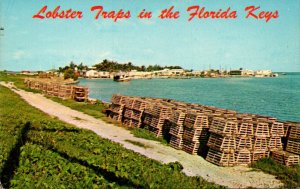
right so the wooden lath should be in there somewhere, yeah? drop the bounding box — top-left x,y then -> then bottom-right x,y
206,148 -> 236,167
236,137 -> 253,150
268,137 -> 283,151
238,121 -> 254,137
209,117 -> 238,136
251,150 -> 269,162
252,138 -> 269,151
286,139 -> 300,155
269,122 -> 285,137
170,135 -> 183,150
253,122 -> 270,137
184,113 -> 209,130
169,123 -> 184,136
235,149 -> 251,165
288,122 -> 300,140
169,110 -> 186,126
207,133 -> 236,153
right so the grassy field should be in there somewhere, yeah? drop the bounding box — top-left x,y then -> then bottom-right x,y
0,72 -> 39,92
0,82 -> 223,188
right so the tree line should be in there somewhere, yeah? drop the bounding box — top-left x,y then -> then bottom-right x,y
58,60 -> 183,80
93,59 -> 183,72
59,60 -> 183,73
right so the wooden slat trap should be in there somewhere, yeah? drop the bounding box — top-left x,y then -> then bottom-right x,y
105,94 -> 300,167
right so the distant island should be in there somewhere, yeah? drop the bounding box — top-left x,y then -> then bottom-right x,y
16,59 -> 279,80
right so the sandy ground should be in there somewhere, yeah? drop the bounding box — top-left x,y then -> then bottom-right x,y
1,82 -> 283,188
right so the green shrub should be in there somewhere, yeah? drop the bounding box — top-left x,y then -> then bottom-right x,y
251,158 -> 300,187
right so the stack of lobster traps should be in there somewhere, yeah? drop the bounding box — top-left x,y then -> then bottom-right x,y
52,83 -> 60,97
122,97 -> 151,128
41,82 -> 48,93
143,103 -> 154,128
251,117 -> 284,162
109,95 -> 152,128
108,94 -> 126,122
25,79 -> 38,89
271,150 -> 299,166
122,96 -> 136,127
38,72 -> 54,78
24,78 -> 89,101
145,103 -> 172,137
58,85 -> 73,99
206,117 -> 239,166
235,116 -> 254,165
251,118 -> 272,162
46,83 -> 54,96
107,94 -> 300,167
130,98 -> 150,128
72,86 -> 89,102
268,120 -> 285,151
169,109 -> 187,149
181,111 -> 210,155
283,122 -> 300,166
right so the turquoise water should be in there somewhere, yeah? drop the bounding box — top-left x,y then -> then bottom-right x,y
78,73 -> 300,122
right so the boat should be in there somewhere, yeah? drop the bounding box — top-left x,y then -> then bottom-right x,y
113,72 -> 131,82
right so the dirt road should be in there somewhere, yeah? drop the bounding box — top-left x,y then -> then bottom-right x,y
1,82 -> 283,188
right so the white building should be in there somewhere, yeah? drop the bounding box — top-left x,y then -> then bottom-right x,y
128,70 -> 152,78
152,69 -> 185,76
192,70 -> 203,75
242,69 -> 255,76
85,70 -> 99,78
169,69 -> 185,75
98,71 -> 110,78
255,70 -> 272,77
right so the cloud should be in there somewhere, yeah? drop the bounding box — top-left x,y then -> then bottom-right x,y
13,50 -> 27,60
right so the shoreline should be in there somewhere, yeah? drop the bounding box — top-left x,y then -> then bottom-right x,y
80,74 -> 282,80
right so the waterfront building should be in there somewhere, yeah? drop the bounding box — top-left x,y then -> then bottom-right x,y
242,69 -> 255,76
255,70 -> 272,77
85,70 -> 111,78
152,69 -> 169,76
169,69 -> 185,75
192,70 -> 202,76
152,69 -> 185,76
98,71 -> 110,78
128,70 -> 152,78
85,70 -> 99,78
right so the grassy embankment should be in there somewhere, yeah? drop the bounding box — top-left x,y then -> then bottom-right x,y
0,72 -> 39,93
0,75 -> 222,188
1,72 -> 299,187
251,158 -> 300,187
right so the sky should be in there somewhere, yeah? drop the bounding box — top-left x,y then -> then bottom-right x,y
0,0 -> 300,72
